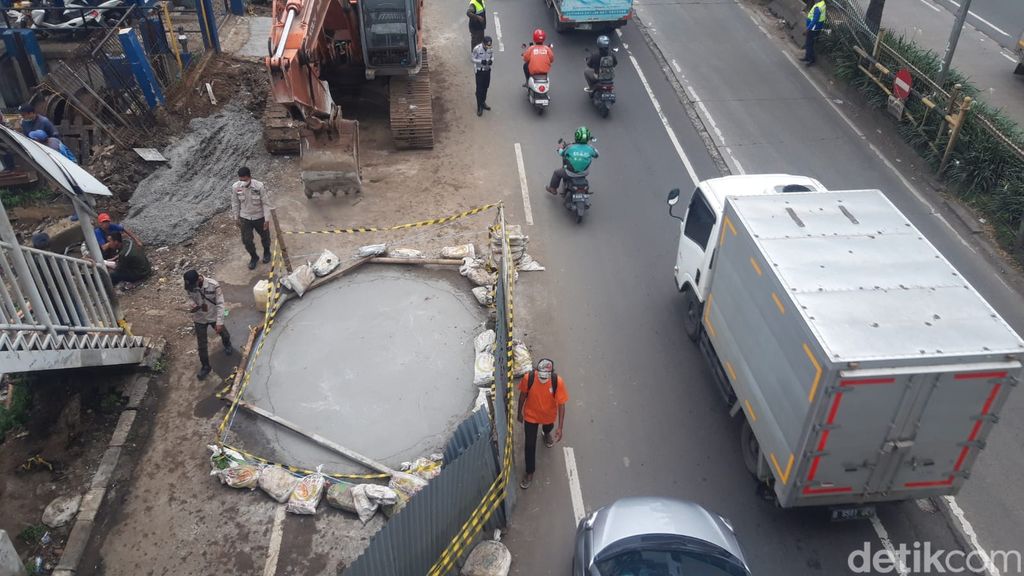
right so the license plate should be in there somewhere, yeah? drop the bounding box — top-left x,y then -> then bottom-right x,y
572,194 -> 587,202
576,23 -> 592,30
830,506 -> 875,522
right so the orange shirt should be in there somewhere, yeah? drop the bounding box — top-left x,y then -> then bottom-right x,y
519,372 -> 568,424
522,45 -> 555,75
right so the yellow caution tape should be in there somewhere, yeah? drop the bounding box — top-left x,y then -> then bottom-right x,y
283,203 -> 500,235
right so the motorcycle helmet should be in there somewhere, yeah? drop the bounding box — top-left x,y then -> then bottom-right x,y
574,126 -> 592,144
533,28 -> 546,44
596,35 -> 610,49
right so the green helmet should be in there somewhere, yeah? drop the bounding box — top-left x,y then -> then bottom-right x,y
574,126 -> 591,144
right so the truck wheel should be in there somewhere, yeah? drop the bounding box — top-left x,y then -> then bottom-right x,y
682,287 -> 702,342
740,418 -> 761,479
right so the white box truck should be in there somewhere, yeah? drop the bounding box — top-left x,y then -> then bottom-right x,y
665,175 -> 1024,511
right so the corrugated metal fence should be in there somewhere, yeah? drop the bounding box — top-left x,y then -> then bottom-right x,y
343,408 -> 502,576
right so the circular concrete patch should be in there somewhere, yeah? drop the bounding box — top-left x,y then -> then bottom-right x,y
233,265 -> 485,474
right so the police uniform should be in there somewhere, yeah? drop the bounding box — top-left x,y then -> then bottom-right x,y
230,178 -> 274,265
188,276 -> 233,374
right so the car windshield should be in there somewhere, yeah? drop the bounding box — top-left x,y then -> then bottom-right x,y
594,535 -> 749,576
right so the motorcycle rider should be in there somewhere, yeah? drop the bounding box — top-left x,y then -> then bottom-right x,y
522,28 -> 554,87
584,35 -> 617,93
546,126 -> 599,195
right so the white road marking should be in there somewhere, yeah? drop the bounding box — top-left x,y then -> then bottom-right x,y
943,496 -> 1002,576
263,505 -> 287,576
493,13 -> 505,52
918,0 -> 942,12
870,515 -> 911,576
1001,51 -> 1018,64
944,0 -> 1011,37
514,143 -> 534,225
725,147 -> 746,174
564,446 -> 586,526
671,59 -> 682,73
618,29 -> 700,186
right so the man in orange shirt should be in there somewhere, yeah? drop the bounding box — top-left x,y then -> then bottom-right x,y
522,28 -> 554,87
516,358 -> 568,489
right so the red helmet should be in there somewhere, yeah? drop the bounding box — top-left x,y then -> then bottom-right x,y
533,28 -> 546,44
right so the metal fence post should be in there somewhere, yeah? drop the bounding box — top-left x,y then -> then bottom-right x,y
939,95 -> 972,174
118,28 -> 166,108
196,0 -> 222,53
0,197 -> 57,337
73,196 -> 121,321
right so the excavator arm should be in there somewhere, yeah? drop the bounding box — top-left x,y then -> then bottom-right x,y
264,0 -> 362,197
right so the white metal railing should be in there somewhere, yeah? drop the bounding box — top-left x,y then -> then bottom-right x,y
0,240 -> 122,335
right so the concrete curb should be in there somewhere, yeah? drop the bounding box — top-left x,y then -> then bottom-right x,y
51,338 -> 164,575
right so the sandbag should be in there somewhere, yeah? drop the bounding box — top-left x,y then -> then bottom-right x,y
460,257 -> 497,287
358,243 -> 387,258
326,482 -> 358,514
281,264 -> 315,297
471,286 -> 494,306
351,484 -> 400,524
474,351 -> 495,386
287,469 -> 326,514
389,471 -> 428,498
402,455 -> 443,481
517,253 -> 545,272
512,340 -> 533,377
441,244 -> 476,259
312,250 -> 340,277
474,329 -> 496,353
259,466 -> 300,503
215,464 -> 261,489
389,248 -> 423,259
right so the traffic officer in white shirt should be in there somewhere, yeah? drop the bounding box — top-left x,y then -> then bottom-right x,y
472,36 -> 494,117
230,166 -> 274,270
184,269 -> 233,380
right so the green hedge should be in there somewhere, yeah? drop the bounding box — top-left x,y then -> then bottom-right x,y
823,29 -> 1024,247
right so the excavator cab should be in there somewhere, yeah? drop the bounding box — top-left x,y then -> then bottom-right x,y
359,0 -> 422,77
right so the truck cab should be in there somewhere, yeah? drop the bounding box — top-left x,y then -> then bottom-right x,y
669,174 -> 826,304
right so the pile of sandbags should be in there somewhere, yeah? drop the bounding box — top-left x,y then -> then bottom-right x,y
474,329 -> 496,386
489,225 -> 544,272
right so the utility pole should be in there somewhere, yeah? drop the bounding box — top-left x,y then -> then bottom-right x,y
937,0 -> 972,90
865,0 -> 886,35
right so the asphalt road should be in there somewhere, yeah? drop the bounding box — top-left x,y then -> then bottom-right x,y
436,0 -> 1024,574
931,0 -> 1024,49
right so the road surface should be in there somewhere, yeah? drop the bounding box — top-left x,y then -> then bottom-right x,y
421,0 -> 1024,574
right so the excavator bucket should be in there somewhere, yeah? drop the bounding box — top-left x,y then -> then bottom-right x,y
299,118 -> 361,198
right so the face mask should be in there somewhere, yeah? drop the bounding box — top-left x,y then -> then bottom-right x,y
538,371 -> 552,380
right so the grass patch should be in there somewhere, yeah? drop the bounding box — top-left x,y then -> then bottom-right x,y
822,26 -> 1024,253
0,378 -> 33,442
17,524 -> 46,545
0,185 -> 53,208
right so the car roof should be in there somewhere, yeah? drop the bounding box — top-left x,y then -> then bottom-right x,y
591,497 -> 747,566
699,174 -> 827,211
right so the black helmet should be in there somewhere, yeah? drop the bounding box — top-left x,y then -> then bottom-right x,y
596,35 -> 610,49
183,269 -> 199,291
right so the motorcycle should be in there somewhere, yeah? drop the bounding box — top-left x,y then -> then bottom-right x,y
555,138 -> 594,224
522,43 -> 553,115
585,49 -> 616,118
62,0 -> 127,27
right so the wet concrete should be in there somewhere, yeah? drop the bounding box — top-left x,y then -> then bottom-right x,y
231,265 -> 484,474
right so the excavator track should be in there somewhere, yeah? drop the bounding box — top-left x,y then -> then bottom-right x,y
262,105 -> 302,156
389,48 -> 435,149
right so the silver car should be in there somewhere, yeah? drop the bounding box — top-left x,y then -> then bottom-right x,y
573,497 -> 752,576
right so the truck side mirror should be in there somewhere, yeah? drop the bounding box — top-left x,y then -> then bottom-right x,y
667,188 -> 684,222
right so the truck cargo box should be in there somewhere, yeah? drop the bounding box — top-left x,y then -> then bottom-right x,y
555,0 -> 632,26
705,189 -> 1024,507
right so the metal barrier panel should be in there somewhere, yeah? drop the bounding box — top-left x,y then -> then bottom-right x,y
344,409 -> 500,576
493,254 -> 516,521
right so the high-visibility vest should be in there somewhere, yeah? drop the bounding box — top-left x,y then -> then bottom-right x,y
807,0 -> 826,30
469,0 -> 485,15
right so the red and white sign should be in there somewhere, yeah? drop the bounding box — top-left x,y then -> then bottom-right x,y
893,68 -> 912,101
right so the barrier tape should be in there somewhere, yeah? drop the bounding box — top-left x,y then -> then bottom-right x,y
282,203 -> 499,235
427,206 -> 518,576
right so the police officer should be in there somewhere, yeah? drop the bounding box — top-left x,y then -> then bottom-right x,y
472,36 -> 494,116
802,0 -> 826,66
231,166 -> 274,270
184,269 -> 234,380
466,0 -> 486,52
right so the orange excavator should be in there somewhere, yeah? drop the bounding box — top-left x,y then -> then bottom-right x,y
264,0 -> 433,198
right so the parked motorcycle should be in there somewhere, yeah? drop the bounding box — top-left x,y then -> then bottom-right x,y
555,138 -> 594,224
62,0 -> 126,27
